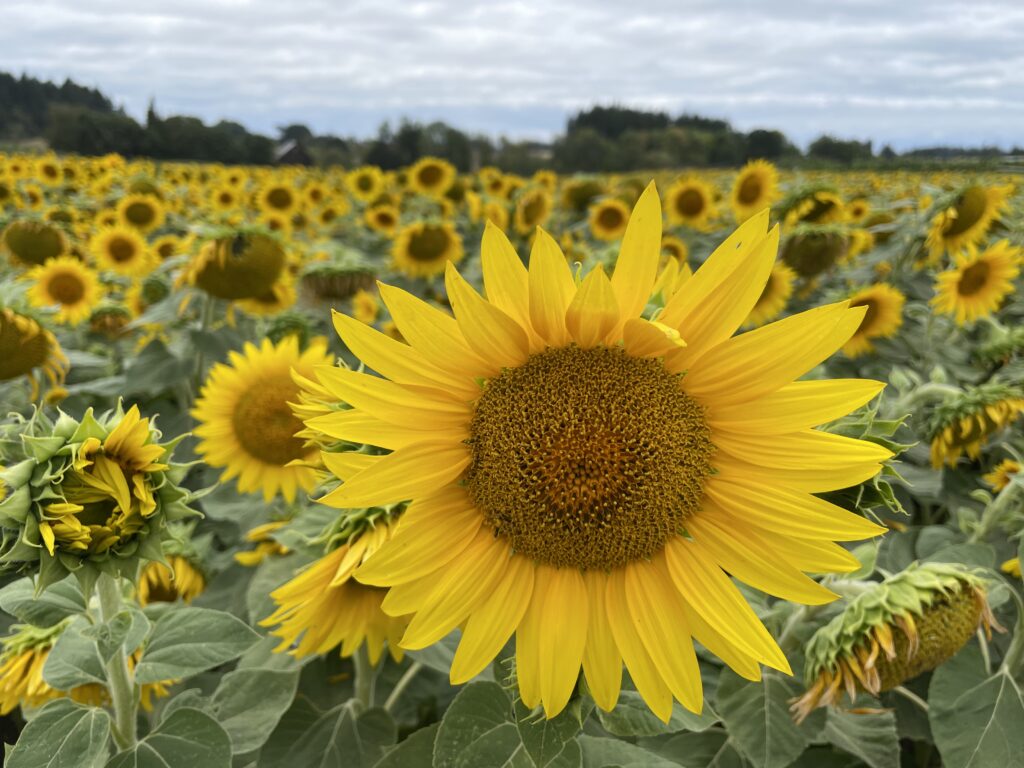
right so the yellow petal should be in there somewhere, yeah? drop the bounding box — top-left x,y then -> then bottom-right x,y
610,181 -> 661,333
565,265 -> 619,348
536,565 -> 588,717
528,229 -> 575,346
581,570 -> 622,712
39,521 -> 55,556
712,452 -> 886,493
481,221 -> 542,350
321,451 -> 381,481
682,602 -> 762,682
622,318 -> 687,358
445,262 -> 530,369
305,409 -> 465,451
712,429 -> 892,472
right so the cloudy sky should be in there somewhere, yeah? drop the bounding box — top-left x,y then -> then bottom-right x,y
3,0 -> 1024,150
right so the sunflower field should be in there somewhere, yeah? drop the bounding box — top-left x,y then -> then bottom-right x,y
0,151 -> 1022,768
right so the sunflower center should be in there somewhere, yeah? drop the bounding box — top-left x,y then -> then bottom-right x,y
521,194 -> 546,227
108,236 -> 138,263
944,187 -> 988,237
231,374 -> 308,466
737,176 -> 763,205
597,205 -> 625,230
417,165 -> 444,188
47,272 -> 86,305
408,226 -> 450,262
850,297 -> 879,333
124,202 -> 156,228
466,344 -> 714,571
0,311 -> 52,380
266,188 -> 293,211
957,261 -> 990,297
675,189 -> 705,218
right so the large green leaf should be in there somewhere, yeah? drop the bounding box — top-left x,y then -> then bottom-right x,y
577,735 -> 679,768
134,606 -> 260,684
274,702 -> 396,768
0,576 -> 85,627
375,723 -> 440,768
597,690 -> 719,737
823,707 -> 899,768
6,699 -> 110,768
641,730 -> 748,768
209,667 -> 299,753
930,645 -> 1024,768
715,671 -> 807,768
105,707 -> 231,768
42,615 -> 107,689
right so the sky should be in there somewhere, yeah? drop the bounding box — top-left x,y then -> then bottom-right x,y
3,0 -> 1024,151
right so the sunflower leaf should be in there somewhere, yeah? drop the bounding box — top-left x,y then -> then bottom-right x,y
106,706 -> 231,768
5,699 -> 110,768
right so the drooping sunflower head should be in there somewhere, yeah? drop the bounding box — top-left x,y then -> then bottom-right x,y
731,160 -> 779,222
191,335 -> 334,502
303,183 -> 892,721
843,284 -> 906,358
235,520 -> 290,567
392,221 -> 464,278
783,189 -> 847,228
781,224 -> 850,279
560,178 -> 606,213
929,383 -> 1024,468
300,256 -> 376,303
88,302 -> 133,339
0,621 -> 71,714
0,404 -> 198,591
792,562 -> 998,723
90,225 -> 154,277
589,198 -> 631,241
0,307 -> 69,398
185,231 -> 287,300
2,219 -> 70,267
664,177 -> 718,229
926,183 -> 1011,261
745,261 -> 796,327
514,187 -> 553,235
116,193 -> 165,233
931,240 -> 1021,326
982,458 -> 1020,492
137,552 -> 206,605
25,256 -> 102,326
235,277 -> 297,317
408,157 -> 456,198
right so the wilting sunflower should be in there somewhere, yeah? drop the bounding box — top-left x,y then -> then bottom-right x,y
263,519 -> 408,665
365,204 -> 400,236
925,184 -> 1011,262
730,160 -> 779,222
2,219 -> 70,266
589,198 -> 631,241
90,226 -> 154,277
408,157 -> 456,198
931,240 -> 1021,325
184,232 -> 287,301
929,383 -> 1024,468
116,194 -> 166,233
0,308 -> 68,398
983,458 -> 1020,492
25,256 -> 102,326
305,185 -> 890,721
745,262 -> 796,328
235,520 -> 290,566
192,336 -> 333,502
346,166 -> 385,203
664,177 -> 718,229
843,284 -> 905,358
137,554 -> 206,605
257,182 -> 300,217
514,188 -> 553,235
392,221 -> 464,279
782,225 -> 850,279
792,563 -> 997,723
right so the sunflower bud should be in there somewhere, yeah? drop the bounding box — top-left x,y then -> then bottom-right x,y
792,562 -> 999,723
928,382 -> 1024,468
0,404 -> 199,594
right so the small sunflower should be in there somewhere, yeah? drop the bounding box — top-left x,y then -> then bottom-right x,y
926,184 -> 1011,261
983,458 -> 1020,492
664,177 -> 717,229
408,157 -> 456,198
235,521 -> 290,566
90,226 -> 154,277
745,262 -> 796,327
116,194 -> 165,233
0,308 -> 68,398
483,200 -> 510,231
843,284 -> 905,358
589,198 -> 631,241
151,233 -> 183,261
2,220 -> 70,266
346,166 -> 385,202
352,288 -> 379,325
931,240 -> 1021,326
661,235 -> 689,266
25,256 -> 102,326
257,182 -> 300,217
210,184 -> 241,214
365,204 -> 400,236
929,384 -> 1024,467
731,160 -> 779,222
192,336 -> 333,502
784,190 -> 846,228
514,188 -> 553,235
1002,558 -> 1021,579
137,554 -> 206,605
392,221 -> 464,279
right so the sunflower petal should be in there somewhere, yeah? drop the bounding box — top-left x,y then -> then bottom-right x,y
565,265 -> 619,348
708,379 -> 885,433
528,229 -> 575,346
582,570 -> 622,712
610,181 -> 661,331
536,566 -> 588,717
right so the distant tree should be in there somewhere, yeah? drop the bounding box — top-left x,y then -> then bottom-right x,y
808,135 -> 874,165
568,106 -> 671,139
879,144 -> 897,161
47,105 -> 147,156
746,129 -> 791,160
279,124 -> 313,143
553,127 -> 618,172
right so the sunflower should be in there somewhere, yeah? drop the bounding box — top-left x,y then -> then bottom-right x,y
0,308 -> 68,398
843,284 -> 905,358
116,194 -> 165,233
408,157 -> 456,198
926,184 -> 1011,262
392,221 -> 464,279
846,198 -> 871,222
483,200 -> 510,231
661,235 -> 689,266
352,288 -> 379,325
302,185 -> 890,721
257,182 -> 300,217
664,177 -> 717,229
2,220 -> 70,266
151,233 -> 184,261
90,226 -> 154,277
185,233 -> 287,301
235,521 -> 290,566
745,262 -> 796,327
210,184 -> 241,213
137,555 -> 206,605
929,384 -> 1024,467
589,198 -> 631,241
1003,558 -> 1021,579
235,278 -> 297,317
347,166 -> 385,202
263,521 -> 407,665
730,160 -> 779,222
782,226 -> 849,279
983,458 -> 1020,492
192,336 -> 333,502
931,240 -> 1021,325
514,188 -> 553,235
25,256 -> 102,326
785,191 -> 846,228
365,204 -> 400,236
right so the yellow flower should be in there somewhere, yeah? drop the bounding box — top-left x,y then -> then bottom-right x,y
392,221 -> 464,279
407,157 -> 456,198
589,198 -> 631,241
925,184 -> 1011,262
514,188 -> 553,235
0,308 -> 69,399
256,182 -> 300,217
346,166 -> 385,202
929,387 -> 1024,468
1001,557 -> 1021,579
235,521 -> 290,567
745,262 -> 796,327
843,284 -> 905,358
660,235 -> 689,266
352,289 -> 379,325
664,177 -> 717,229
137,555 -> 206,605
731,160 -> 779,222
2,220 -> 70,267
304,184 -> 889,721
931,240 -> 1021,325
90,226 -> 154,277
365,204 -> 400,236
983,459 -> 1020,492
116,193 -> 165,233
25,256 -> 102,325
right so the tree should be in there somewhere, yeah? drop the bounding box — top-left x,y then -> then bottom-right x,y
807,135 -> 874,165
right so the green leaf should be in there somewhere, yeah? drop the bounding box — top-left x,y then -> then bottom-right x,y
929,645 -> 1024,768
515,699 -> 585,768
209,667 -> 299,753
105,707 -> 231,768
6,699 -> 110,768
641,730 -> 748,768
577,735 -> 679,768
715,670 -> 807,768
274,702 -> 397,768
597,690 -> 719,737
375,723 -> 440,768
134,606 -> 260,684
257,696 -> 322,768
0,576 -> 85,627
823,707 -> 899,768
83,610 -> 134,663
434,681 -> 522,768
42,616 -> 107,689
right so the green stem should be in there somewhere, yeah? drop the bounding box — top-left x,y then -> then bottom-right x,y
968,482 -> 1021,544
352,646 -> 377,710
1000,588 -> 1024,679
192,294 -> 217,396
892,381 -> 961,415
384,662 -> 423,713
97,574 -> 137,750
893,685 -> 930,712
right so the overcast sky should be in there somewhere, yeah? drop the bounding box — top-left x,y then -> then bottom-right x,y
3,0 -> 1023,150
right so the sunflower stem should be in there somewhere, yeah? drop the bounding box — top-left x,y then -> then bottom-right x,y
892,381 -> 961,414
353,646 -> 377,710
968,482 -> 1021,544
384,661 -> 423,713
1000,590 -> 1024,679
97,574 -> 137,750
893,685 -> 930,712
192,293 -> 216,396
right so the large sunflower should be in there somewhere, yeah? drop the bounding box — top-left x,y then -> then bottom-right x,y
256,182 -> 300,218
25,256 -> 102,326
192,336 -> 334,502
90,226 -> 154,277
300,184 -> 889,721
664,177 -> 717,229
392,221 -> 464,279
925,184 -> 1011,262
931,240 -> 1021,325
843,284 -> 905,358
730,160 -> 779,222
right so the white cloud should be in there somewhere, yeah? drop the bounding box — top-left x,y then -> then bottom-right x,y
2,0 -> 1022,149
